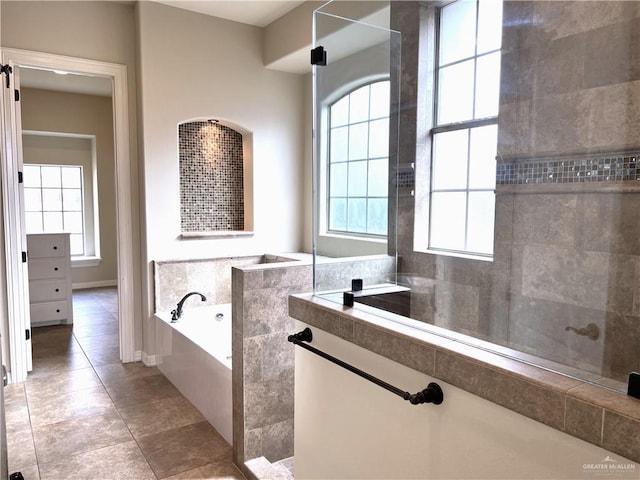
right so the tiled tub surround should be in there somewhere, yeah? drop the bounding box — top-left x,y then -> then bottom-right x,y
154,253 -> 396,478
289,294 -> 640,465
231,255 -> 396,476
153,254 -> 300,313
389,1 -> 640,390
179,121 -> 245,232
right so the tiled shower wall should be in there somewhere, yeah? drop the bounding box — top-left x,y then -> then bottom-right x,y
391,1 -> 640,382
178,121 -> 244,232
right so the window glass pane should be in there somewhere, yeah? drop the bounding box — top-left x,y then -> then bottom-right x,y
41,166 -> 61,188
330,163 -> 348,196
439,0 -> 477,66
24,188 -> 42,211
347,198 -> 367,233
432,129 -> 469,190
367,198 -> 387,235
438,60 -> 475,124
64,211 -> 83,233
477,0 -> 503,54
330,126 -> 348,163
349,85 -> 370,124
475,52 -> 501,119
368,118 -> 389,158
369,81 -> 390,119
367,159 -> 388,197
70,234 -> 84,256
43,212 -> 63,231
41,189 -> 62,211
23,165 -> 41,188
348,123 -> 368,160
329,198 -> 347,231
25,212 -> 43,233
430,192 -> 466,251
331,97 -> 349,127
469,125 -> 498,189
61,167 -> 82,188
348,161 -> 367,196
62,189 -> 82,211
467,191 -> 495,255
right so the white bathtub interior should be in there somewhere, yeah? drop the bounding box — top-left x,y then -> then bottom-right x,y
155,304 -> 233,444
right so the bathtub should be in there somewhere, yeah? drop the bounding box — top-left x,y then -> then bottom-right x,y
154,304 -> 232,444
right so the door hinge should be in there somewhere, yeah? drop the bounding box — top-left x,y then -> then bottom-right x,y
21,251 -> 27,263
25,329 -> 30,341
18,171 -> 23,183
310,46 -> 327,66
14,89 -> 20,101
0,64 -> 12,88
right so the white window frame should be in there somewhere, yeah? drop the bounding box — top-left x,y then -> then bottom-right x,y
426,0 -> 502,259
325,79 -> 391,239
22,131 -> 101,267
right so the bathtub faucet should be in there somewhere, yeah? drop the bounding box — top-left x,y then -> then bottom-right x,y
171,291 -> 207,322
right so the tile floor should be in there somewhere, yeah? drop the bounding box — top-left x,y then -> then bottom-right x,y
4,287 -> 246,480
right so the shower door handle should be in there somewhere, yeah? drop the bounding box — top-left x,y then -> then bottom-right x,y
565,323 -> 599,341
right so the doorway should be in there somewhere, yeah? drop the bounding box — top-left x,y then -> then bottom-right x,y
0,48 -> 136,383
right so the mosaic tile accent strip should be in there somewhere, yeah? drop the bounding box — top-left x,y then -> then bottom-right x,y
497,152 -> 640,185
397,164 -> 415,189
179,121 -> 244,232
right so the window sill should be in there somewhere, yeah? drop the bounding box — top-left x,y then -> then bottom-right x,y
71,256 -> 101,268
417,248 -> 493,262
320,233 -> 387,244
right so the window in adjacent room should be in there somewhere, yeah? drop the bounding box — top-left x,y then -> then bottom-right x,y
327,80 -> 390,236
429,0 -> 502,257
23,164 -> 85,255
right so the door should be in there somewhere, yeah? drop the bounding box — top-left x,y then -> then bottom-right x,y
0,61 -> 32,382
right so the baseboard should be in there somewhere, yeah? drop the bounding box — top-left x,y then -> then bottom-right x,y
141,351 -> 157,366
72,280 -> 118,290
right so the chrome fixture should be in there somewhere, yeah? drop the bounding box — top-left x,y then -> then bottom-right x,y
171,291 -> 206,322
565,323 -> 600,341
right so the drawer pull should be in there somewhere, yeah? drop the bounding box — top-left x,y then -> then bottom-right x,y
53,246 -> 58,250
55,288 -> 59,292
56,309 -> 60,313
54,267 -> 58,271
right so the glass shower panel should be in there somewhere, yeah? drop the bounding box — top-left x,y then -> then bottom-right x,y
312,0 -> 640,395
312,1 -> 401,293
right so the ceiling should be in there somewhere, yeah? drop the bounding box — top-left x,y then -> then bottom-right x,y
20,68 -> 113,97
153,0 -> 306,27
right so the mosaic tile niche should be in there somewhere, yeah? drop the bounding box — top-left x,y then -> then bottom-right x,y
179,121 -> 245,232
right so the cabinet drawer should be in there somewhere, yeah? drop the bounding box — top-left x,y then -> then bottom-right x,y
27,234 -> 68,258
28,259 -> 67,280
29,280 -> 68,302
30,301 -> 69,323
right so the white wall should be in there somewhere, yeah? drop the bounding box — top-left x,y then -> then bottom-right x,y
137,1 -> 305,261
295,322 -> 638,479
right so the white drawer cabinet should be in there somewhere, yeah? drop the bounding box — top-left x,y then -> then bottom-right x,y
27,233 -> 73,326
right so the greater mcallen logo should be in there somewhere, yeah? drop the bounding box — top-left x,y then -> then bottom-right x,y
583,456 -> 637,476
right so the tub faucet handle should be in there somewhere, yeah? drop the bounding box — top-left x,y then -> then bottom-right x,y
171,291 -> 207,323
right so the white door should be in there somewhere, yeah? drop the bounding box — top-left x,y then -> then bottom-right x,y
0,61 -> 32,382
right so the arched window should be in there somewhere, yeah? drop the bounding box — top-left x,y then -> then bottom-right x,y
327,80 -> 390,236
